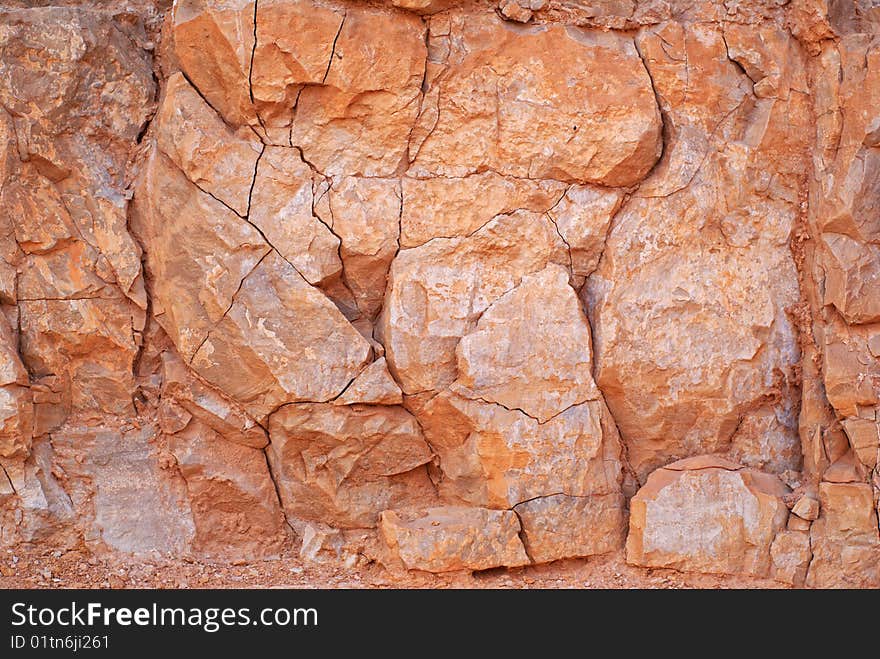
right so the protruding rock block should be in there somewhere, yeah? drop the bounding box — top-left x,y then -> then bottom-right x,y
626,456 -> 790,577
513,493 -> 626,563
379,506 -> 530,572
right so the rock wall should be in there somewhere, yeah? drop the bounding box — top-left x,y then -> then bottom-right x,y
0,0 -> 878,587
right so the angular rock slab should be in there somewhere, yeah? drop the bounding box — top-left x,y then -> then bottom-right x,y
156,72 -> 262,216
454,264 -> 598,423
379,506 -> 530,572
420,392 -> 620,509
514,493 -> 626,564
267,403 -> 435,528
168,422 -> 288,558
410,13 -> 662,186
626,456 -> 790,577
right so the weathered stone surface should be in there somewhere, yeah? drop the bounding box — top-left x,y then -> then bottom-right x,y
249,147 -> 342,287
267,403 -> 435,528
189,252 -> 372,419
171,0 -> 257,131
292,7 -> 425,175
51,426 -> 195,555
410,13 -> 662,185
156,72 -> 261,216
0,7 -> 152,426
770,529 -> 811,586
806,482 -> 880,588
420,392 -> 621,508
514,493 -> 626,563
400,174 -> 565,248
547,185 -> 624,278
792,496 -> 820,521
0,316 -> 32,459
167,422 -> 287,558
335,357 -> 403,406
4,0 -> 880,586
627,457 -> 790,577
327,177 -> 400,318
821,318 -> 880,419
133,150 -> 371,419
454,265 -> 598,423
160,350 -> 267,449
382,210 -> 568,395
379,506 -> 530,572
587,21 -> 806,480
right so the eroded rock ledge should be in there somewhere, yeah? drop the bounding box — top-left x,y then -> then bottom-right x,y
0,0 -> 878,588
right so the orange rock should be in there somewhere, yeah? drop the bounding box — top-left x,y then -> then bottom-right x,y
627,457 -> 790,577
409,13 -> 662,185
156,73 -> 262,216
806,482 -> 880,588
267,403 -> 435,528
379,506 -> 530,572
513,493 -> 626,563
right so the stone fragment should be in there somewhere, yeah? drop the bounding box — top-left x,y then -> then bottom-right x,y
0,316 -> 32,459
379,506 -> 530,572
133,151 -> 370,419
156,72 -> 262,216
410,15 -> 661,186
250,0 -> 343,137
499,0 -> 533,23
51,427 -> 195,555
160,351 -> 268,449
267,403 -> 435,528
548,185 -> 624,277
840,418 -> 879,469
287,4 -> 426,175
791,496 -> 820,521
807,482 -> 880,588
328,177 -> 400,318
335,358 -> 403,406
131,148 -> 269,362
822,318 -> 880,418
822,451 -> 864,483
821,234 -> 880,325
626,456 -> 790,577
513,493 -> 626,563
420,392 -> 620,508
172,0 -> 258,131
390,0 -> 459,14
410,14 -> 662,186
190,253 -> 372,419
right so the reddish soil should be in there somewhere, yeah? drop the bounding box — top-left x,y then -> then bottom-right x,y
0,548 -> 786,589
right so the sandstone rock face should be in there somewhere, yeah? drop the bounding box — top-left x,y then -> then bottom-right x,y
1,0 -> 880,587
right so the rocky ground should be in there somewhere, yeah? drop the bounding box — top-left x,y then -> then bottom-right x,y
0,548 -> 783,590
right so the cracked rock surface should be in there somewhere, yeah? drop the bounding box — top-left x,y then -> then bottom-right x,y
1,0 -> 879,588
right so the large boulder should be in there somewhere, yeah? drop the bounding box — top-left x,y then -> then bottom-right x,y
626,456 -> 790,577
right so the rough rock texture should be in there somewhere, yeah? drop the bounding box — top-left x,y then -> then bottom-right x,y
2,0 -> 880,587
626,456 -> 790,577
